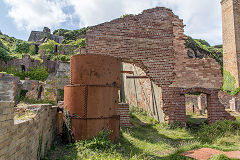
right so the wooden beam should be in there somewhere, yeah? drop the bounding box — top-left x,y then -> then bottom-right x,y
126,76 -> 148,79
121,71 -> 134,74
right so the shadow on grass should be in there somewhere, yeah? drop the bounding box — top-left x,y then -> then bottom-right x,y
43,138 -> 79,160
44,115 -> 203,160
114,115 -> 198,159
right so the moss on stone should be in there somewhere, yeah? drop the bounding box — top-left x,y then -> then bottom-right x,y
222,70 -> 236,93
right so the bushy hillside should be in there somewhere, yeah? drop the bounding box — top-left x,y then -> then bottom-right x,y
0,32 -> 24,62
0,30 -> 223,65
185,36 -> 223,68
53,27 -> 87,45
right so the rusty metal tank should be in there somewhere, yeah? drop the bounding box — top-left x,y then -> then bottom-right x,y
70,54 -> 121,86
64,85 -> 119,118
64,54 -> 121,141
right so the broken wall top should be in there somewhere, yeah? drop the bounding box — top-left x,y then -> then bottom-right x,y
86,7 -> 222,89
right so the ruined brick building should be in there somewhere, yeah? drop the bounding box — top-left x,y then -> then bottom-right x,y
85,7 -> 234,124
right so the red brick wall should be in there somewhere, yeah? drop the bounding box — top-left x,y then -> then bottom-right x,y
86,7 -> 235,125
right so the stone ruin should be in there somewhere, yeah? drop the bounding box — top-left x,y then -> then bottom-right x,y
28,27 -> 63,44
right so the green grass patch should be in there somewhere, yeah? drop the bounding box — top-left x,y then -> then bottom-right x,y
43,107 -> 240,160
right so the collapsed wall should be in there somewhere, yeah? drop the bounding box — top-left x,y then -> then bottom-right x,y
86,7 -> 235,124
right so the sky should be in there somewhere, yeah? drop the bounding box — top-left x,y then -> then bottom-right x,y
0,0 -> 222,45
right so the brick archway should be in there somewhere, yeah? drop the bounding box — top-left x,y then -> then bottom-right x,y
180,88 -> 235,124
85,7 -> 235,125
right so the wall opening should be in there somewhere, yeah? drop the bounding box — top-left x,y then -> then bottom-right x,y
185,93 -> 208,130
38,85 -> 43,100
54,45 -> 58,53
21,65 -> 25,72
35,44 -> 39,54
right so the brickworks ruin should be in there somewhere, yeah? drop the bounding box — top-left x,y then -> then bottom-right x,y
0,5 -> 238,160
86,7 -> 234,124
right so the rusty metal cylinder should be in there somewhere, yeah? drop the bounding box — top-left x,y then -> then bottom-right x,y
70,54 -> 121,86
64,54 -> 121,141
64,85 -> 119,118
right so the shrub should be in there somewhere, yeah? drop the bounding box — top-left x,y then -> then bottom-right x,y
197,120 -> 240,143
51,55 -> 70,62
3,65 -> 49,81
0,47 -> 13,62
22,97 -> 56,106
185,36 -> 223,67
70,38 -> 86,48
25,66 -> 49,81
15,41 -> 30,53
62,28 -> 88,42
78,130 -> 115,151
169,121 -> 184,129
39,40 -> 59,54
29,45 -> 36,55
3,65 -> 25,79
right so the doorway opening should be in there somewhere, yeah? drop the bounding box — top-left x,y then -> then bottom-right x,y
185,93 -> 208,131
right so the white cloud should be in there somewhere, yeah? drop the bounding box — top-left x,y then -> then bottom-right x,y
3,0 -> 69,31
3,0 -> 223,45
158,0 -> 222,45
67,0 -> 159,27
67,0 -> 222,45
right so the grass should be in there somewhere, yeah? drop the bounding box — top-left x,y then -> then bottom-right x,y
14,109 -> 36,121
43,107 -> 240,160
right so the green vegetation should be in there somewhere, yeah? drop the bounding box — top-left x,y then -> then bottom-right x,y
39,40 -> 71,62
39,40 -> 58,54
21,97 -> 56,106
0,33 -> 38,62
222,70 -> 236,93
185,36 -> 223,68
222,70 -> 240,95
15,41 -> 30,53
210,154 -> 235,160
53,28 -> 87,55
3,65 -> 49,81
0,47 -> 13,62
120,14 -> 132,18
53,27 -> 88,43
43,106 -> 240,160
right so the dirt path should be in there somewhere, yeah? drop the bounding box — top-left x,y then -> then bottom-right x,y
181,148 -> 240,160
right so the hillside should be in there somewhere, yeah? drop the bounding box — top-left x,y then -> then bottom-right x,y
53,28 -> 87,45
0,30 -> 223,66
0,32 -> 24,62
186,36 -> 223,69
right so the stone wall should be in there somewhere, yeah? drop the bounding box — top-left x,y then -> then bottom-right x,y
1,54 -> 61,74
0,102 -> 57,160
0,74 -> 19,101
86,7 -> 234,124
6,55 -> 41,72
